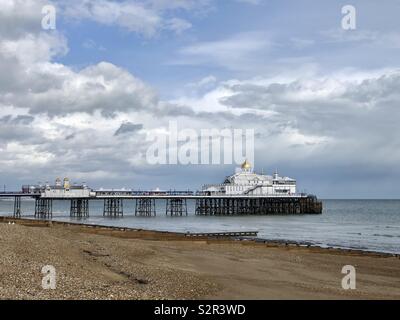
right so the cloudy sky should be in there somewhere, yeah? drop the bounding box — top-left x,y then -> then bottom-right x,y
1,0 -> 400,198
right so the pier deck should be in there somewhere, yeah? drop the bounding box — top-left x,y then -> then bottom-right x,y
0,191 -> 323,217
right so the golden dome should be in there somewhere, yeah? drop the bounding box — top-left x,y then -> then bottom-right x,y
241,159 -> 252,170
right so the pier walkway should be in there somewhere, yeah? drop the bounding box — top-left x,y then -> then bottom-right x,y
0,190 -> 323,218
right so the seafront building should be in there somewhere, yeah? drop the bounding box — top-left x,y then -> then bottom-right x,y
202,160 -> 296,196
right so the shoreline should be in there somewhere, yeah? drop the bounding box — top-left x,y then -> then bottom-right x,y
1,216 -> 400,299
1,216 -> 399,258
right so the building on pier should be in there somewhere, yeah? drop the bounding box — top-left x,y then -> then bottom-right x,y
7,165 -> 322,216
23,178 -> 94,198
202,160 -> 296,196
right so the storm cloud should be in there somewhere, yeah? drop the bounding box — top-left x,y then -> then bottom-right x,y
1,0 -> 400,198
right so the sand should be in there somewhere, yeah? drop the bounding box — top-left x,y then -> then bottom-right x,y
0,218 -> 399,300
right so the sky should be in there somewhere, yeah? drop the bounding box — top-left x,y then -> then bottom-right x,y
1,0 -> 400,198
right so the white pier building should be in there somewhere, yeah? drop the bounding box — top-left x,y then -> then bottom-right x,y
202,160 -> 296,196
41,178 -> 93,198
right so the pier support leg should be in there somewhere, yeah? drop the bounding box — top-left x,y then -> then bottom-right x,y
70,199 -> 89,218
103,199 -> 123,217
195,199 -> 200,215
195,196 -> 322,216
135,198 -> 156,217
34,198 -> 52,218
13,196 -> 21,218
166,198 -> 187,216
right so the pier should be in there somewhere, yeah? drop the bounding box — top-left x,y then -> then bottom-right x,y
0,160 -> 323,218
0,190 -> 323,218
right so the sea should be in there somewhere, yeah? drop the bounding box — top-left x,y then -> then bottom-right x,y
1,199 -> 399,254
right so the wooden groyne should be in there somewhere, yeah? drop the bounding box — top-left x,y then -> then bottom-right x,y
185,231 -> 258,238
1,217 -> 398,258
0,217 -> 257,241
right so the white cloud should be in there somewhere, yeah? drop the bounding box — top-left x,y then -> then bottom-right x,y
0,0 -> 49,38
174,32 -> 273,71
235,0 -> 263,5
82,39 -> 106,51
0,0 -> 160,183
172,70 -> 400,172
1,0 -> 400,196
0,32 -> 68,64
146,0 -> 210,11
184,75 -> 217,95
320,28 -> 400,49
64,0 -> 161,37
61,0 -> 207,36
164,17 -> 192,34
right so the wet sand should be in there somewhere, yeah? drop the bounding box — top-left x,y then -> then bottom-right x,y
0,218 -> 399,300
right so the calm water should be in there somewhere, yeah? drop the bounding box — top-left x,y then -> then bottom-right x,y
1,199 -> 399,254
